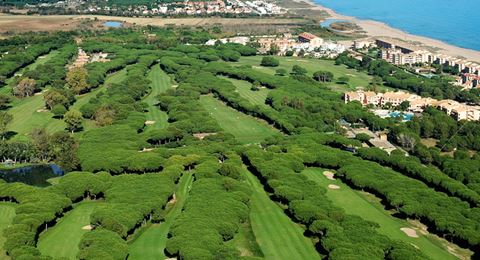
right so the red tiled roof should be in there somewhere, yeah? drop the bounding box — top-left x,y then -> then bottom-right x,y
298,32 -> 318,40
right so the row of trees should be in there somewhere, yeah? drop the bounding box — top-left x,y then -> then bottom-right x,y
166,155 -> 251,259
0,167 -> 179,259
0,129 -> 79,171
356,147 -> 480,207
17,44 -> 77,95
297,137 -> 480,249
242,145 -> 426,259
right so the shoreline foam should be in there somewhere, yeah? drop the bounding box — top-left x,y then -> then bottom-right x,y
290,0 -> 480,63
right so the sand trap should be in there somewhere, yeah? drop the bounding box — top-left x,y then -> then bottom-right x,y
145,120 -> 155,125
401,228 -> 419,238
82,225 -> 93,230
139,148 -> 154,152
323,171 -> 335,180
36,108 -> 48,113
193,133 -> 217,140
328,184 -> 340,190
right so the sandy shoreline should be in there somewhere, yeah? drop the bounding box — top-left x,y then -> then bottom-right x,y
291,0 -> 480,63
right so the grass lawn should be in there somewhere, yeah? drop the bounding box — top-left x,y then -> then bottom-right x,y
37,201 -> 105,259
244,168 -> 320,260
219,76 -> 270,107
225,220 -> 263,258
6,67 -> 128,141
0,203 -> 16,259
128,172 -> 193,260
233,56 -> 382,92
302,168 -> 470,260
0,50 -> 59,95
199,95 -> 279,144
143,64 -> 171,131
72,68 -> 128,111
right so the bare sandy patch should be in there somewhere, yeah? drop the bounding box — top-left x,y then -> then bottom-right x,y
139,148 -> 154,153
145,120 -> 155,125
328,184 -> 340,189
82,225 -> 93,230
401,227 -> 419,238
323,171 -> 335,180
193,132 -> 217,140
36,108 -> 48,112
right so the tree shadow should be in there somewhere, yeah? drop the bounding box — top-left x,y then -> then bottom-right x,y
3,131 -> 18,140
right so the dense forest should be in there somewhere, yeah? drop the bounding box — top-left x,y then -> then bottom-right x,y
0,27 -> 479,260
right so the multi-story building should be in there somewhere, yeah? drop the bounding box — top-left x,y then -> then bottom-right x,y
344,91 -> 379,105
380,91 -> 420,106
298,32 -> 324,48
353,39 -> 375,49
344,90 -> 480,121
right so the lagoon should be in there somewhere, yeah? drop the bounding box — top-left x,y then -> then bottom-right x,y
314,0 -> 480,51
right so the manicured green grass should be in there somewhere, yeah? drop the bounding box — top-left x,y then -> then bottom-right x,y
72,68 -> 128,111
225,220 -> 263,258
128,173 -> 193,260
7,93 -> 55,141
7,68 -> 128,141
244,168 -> 320,260
234,56 -> 378,92
199,95 -> 279,144
0,203 -> 16,259
302,168 -> 467,260
219,76 -> 270,107
0,51 -> 59,95
143,64 -> 171,131
37,201 -> 104,260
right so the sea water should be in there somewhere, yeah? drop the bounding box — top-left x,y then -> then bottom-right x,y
314,0 -> 480,51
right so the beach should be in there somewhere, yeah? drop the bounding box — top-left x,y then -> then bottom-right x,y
289,0 -> 480,63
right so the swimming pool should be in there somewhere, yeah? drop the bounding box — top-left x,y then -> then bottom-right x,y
389,111 -> 414,121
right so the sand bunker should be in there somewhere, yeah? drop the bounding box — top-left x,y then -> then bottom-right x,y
193,133 -> 217,140
145,120 -> 155,125
400,227 -> 419,238
36,108 -> 48,113
82,225 -> 93,230
139,148 -> 154,152
328,184 -> 340,190
323,171 -> 335,180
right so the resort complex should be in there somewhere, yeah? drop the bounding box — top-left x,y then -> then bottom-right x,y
345,90 -> 480,121
207,32 -> 347,58
1,1 -> 480,259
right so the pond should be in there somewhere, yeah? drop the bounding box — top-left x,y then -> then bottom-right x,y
320,19 -> 349,27
103,21 -> 123,28
0,164 -> 64,187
